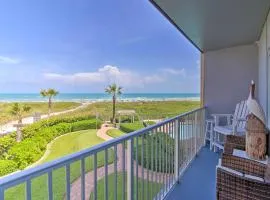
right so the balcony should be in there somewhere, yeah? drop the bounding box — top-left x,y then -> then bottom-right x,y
0,108 -> 210,200
166,147 -> 219,200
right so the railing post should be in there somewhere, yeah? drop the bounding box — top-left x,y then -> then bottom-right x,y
174,118 -> 179,183
127,139 -> 134,200
195,112 -> 198,154
203,108 -> 206,149
0,187 -> 4,200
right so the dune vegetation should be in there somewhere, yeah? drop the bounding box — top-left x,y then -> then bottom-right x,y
0,102 -> 80,124
88,101 -> 200,120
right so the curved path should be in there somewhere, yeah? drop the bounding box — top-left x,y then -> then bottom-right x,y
0,102 -> 90,135
96,123 -> 115,141
68,123 -> 172,200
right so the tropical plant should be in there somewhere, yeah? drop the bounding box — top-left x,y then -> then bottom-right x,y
40,88 -> 59,115
10,103 -> 31,142
105,83 -> 123,123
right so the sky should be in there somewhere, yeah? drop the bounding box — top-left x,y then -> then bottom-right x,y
0,0 -> 200,93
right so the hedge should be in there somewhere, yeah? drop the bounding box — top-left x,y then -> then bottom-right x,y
7,120 -> 101,169
0,160 -> 18,176
0,117 -> 101,175
71,119 -> 101,132
119,121 -> 155,133
8,138 -> 46,169
0,134 -> 16,159
134,133 -> 175,173
22,114 -> 95,139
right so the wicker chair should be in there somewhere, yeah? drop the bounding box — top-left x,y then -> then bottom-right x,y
216,136 -> 270,200
223,135 -> 246,154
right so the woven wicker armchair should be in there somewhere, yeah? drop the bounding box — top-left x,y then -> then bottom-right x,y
217,140 -> 270,200
223,135 -> 246,154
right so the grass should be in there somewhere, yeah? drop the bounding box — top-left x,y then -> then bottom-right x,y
0,102 -> 80,124
89,172 -> 163,200
0,100 -> 199,125
106,129 -> 125,138
43,129 -> 104,162
5,129 -> 114,200
87,101 -> 200,120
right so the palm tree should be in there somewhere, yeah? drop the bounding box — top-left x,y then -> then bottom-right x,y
40,88 -> 59,116
105,83 -> 123,123
10,103 -> 31,142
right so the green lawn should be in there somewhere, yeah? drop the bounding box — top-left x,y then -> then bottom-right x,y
106,129 -> 125,138
0,102 -> 80,124
90,172 -> 163,200
43,129 -> 105,162
5,129 -> 114,200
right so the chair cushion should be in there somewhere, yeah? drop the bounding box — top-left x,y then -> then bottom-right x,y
217,159 -> 244,176
265,164 -> 270,183
217,165 -> 244,176
245,174 -> 264,182
214,125 -> 245,135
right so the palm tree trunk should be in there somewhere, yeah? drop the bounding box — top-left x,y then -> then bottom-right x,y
16,117 -> 22,142
112,95 -> 116,123
16,127 -> 22,142
48,96 -> 52,116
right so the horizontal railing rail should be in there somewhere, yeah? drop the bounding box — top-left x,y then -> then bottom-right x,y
0,107 -> 206,200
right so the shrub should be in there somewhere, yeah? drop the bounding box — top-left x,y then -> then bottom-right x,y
119,121 -> 156,133
22,114 -> 95,139
120,122 -> 145,133
0,135 -> 16,158
71,119 -> 101,132
0,160 -> 18,176
8,139 -> 45,169
134,133 -> 174,173
144,120 -> 156,126
0,115 -> 99,175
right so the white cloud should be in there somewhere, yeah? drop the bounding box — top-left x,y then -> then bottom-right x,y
44,65 -> 164,87
0,56 -> 20,64
160,68 -> 186,76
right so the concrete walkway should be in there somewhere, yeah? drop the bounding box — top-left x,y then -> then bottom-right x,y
68,124 -> 172,200
96,123 -> 115,141
0,102 -> 90,135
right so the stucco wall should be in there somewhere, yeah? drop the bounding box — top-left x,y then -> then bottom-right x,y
204,44 -> 258,115
258,19 -> 268,124
258,12 -> 270,153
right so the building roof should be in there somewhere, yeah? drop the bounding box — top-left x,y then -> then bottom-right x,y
116,110 -> 136,115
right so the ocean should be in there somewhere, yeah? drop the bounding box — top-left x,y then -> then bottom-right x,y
0,93 -> 200,102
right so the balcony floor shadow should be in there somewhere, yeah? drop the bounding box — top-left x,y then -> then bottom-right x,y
166,147 -> 220,200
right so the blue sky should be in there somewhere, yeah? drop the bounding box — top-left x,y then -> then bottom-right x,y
0,0 -> 200,93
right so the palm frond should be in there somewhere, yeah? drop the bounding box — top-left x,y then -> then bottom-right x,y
40,88 -> 59,97
9,103 -> 31,117
40,89 -> 47,97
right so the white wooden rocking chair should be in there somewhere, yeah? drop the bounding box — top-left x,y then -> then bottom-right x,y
212,100 -> 248,151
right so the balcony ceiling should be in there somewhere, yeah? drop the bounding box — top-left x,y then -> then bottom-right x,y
150,0 -> 270,52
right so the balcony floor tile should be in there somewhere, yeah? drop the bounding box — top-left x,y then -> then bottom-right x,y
166,147 -> 219,200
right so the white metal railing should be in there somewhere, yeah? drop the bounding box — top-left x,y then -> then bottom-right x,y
0,107 -> 205,200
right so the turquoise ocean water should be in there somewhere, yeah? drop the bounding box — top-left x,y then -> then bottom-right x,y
0,93 -> 200,102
